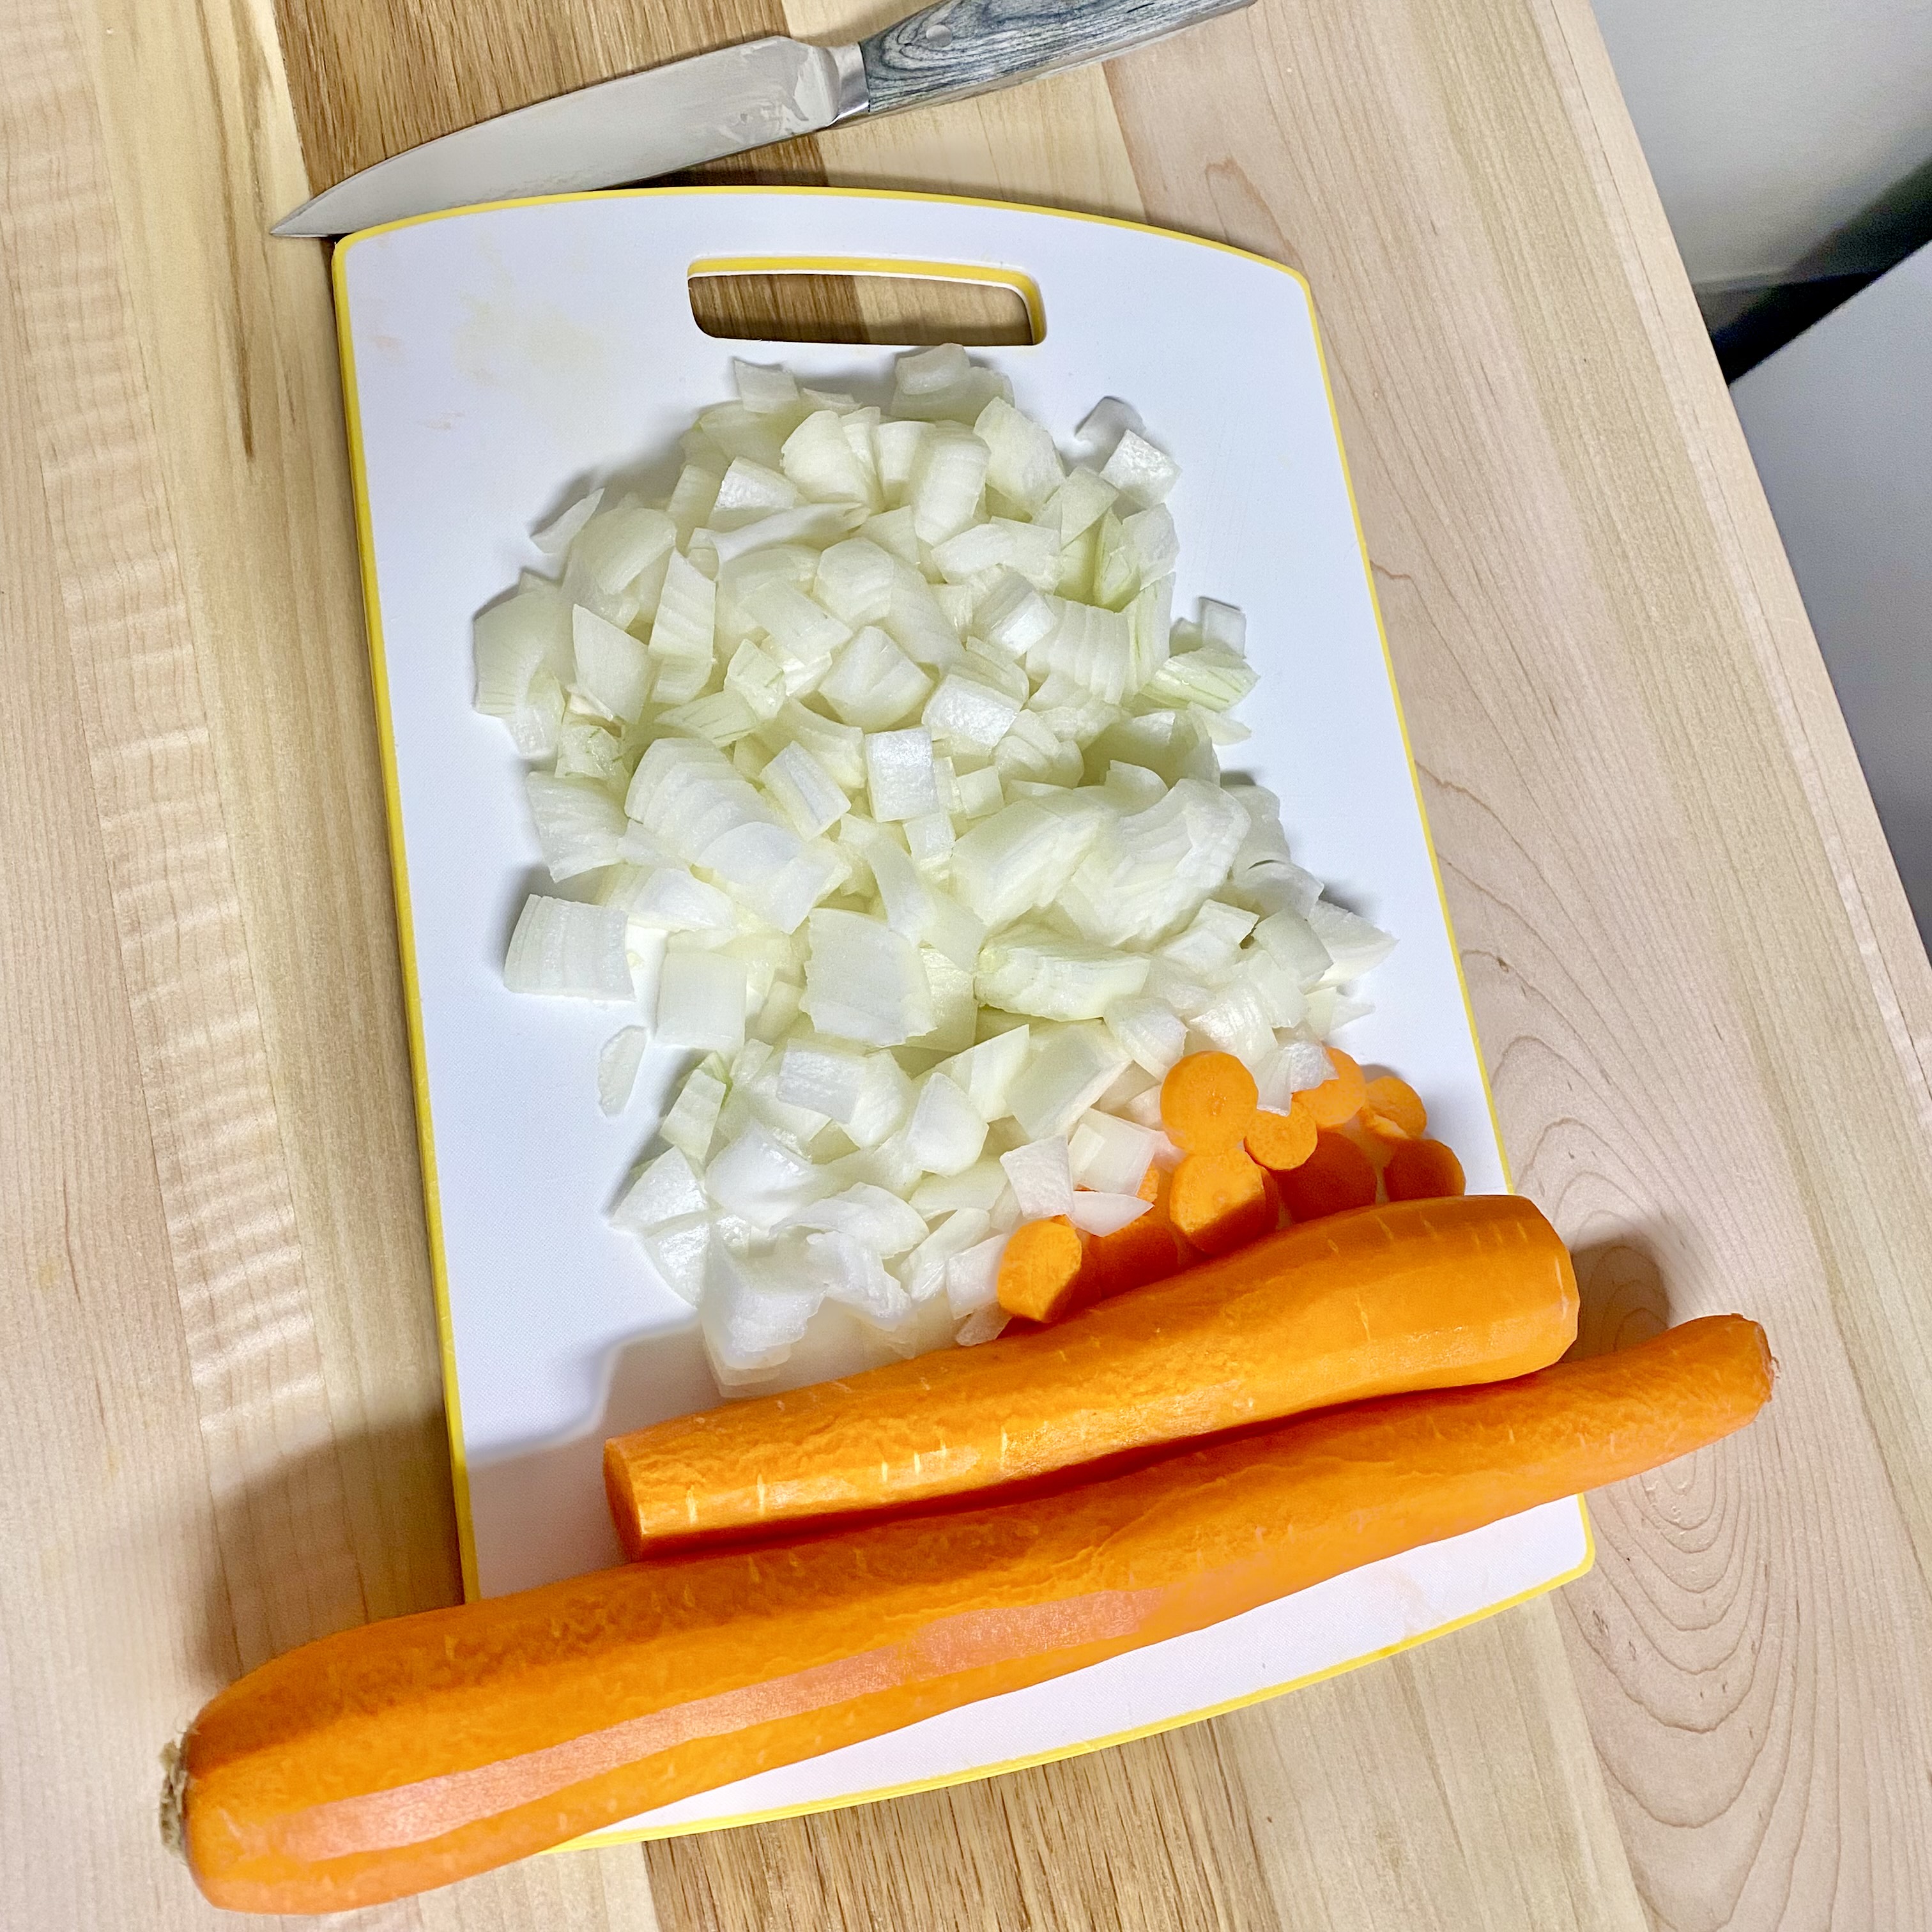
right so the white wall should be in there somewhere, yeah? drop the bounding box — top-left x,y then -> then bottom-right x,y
1591,0 -> 1932,295
1731,245 -> 1932,940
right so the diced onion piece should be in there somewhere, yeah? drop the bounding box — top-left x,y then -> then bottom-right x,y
946,1232 -> 1009,1319
655,948 -> 747,1053
475,585 -> 569,717
1123,505 -> 1179,581
783,1182 -> 927,1258
1007,1023 -> 1130,1141
1254,908 -> 1333,988
999,1137 -> 1075,1220
1240,951 -> 1307,1029
908,426 -> 990,544
935,1024 -> 1031,1123
1307,900 -> 1398,977
895,343 -> 972,395
976,922 -> 1151,1022
1101,995 -> 1188,1077
898,1206 -> 992,1298
524,772 -> 626,880
712,457 -> 800,527
700,1243 -> 822,1384
1255,1036 -> 1335,1110
813,538 -> 896,627
759,741 -> 849,838
782,409 -> 879,507
616,866 -> 733,933
666,463 -> 724,546
705,1121 -> 832,1230
1039,464 -> 1117,544
873,422 -> 929,507
910,1162 -> 1009,1218
612,1146 -> 707,1236
723,640 -> 786,721
924,671 -> 1022,752
596,1025 -> 651,1116
1068,1111 -> 1158,1197
1188,976 -> 1275,1065
952,765 -> 1004,821
911,947 -> 978,1054
1066,1191 -> 1151,1237
1160,900 -> 1259,976
903,1071 -> 988,1176
801,908 -> 935,1046
532,487 -> 603,557
569,606 -> 651,724
1099,428 -> 1180,507
505,896 -> 632,1000
570,500 -> 676,597
950,799 -> 1105,928
659,1064 -> 726,1163
1142,645 -> 1257,712
640,1213 -> 710,1307
819,627 -> 933,731
973,396 -> 1064,511
647,550 -> 717,705
733,358 -> 800,415
864,726 -> 940,822
1058,778 -> 1248,946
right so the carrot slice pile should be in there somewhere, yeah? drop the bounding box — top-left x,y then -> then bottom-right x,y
1384,1137 -> 1467,1201
997,1217 -> 1085,1322
1246,1098 -> 1317,1174
1276,1130 -> 1379,1221
1160,1052 -> 1258,1153
1301,1048 -> 1367,1128
1169,1149 -> 1276,1255
1361,1075 -> 1427,1142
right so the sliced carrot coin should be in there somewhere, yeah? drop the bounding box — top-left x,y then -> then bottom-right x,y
1361,1075 -> 1427,1142
1160,1052 -> 1259,1154
997,1218 -> 1086,1322
1169,1149 -> 1277,1256
1246,1098 -> 1319,1174
1384,1137 -> 1467,1201
1080,1215 -> 1182,1299
1276,1130 -> 1379,1221
1300,1048 -> 1367,1129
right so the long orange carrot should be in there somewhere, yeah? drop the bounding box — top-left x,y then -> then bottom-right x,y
606,1195 -> 1577,1558
175,1316 -> 1772,1913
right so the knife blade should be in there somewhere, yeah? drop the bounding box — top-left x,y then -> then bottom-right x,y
274,0 -> 1257,238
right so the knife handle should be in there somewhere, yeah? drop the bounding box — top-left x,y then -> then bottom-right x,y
858,0 -> 1255,118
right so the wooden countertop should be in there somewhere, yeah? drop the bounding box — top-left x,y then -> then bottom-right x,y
6,0 -> 1932,1924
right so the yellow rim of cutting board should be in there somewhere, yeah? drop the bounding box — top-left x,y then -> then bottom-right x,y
330,183 -> 1563,1843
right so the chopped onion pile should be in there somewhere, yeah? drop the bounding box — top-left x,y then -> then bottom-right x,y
482,349 -> 1394,1395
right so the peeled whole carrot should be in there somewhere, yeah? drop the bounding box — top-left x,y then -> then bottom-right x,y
175,1315 -> 1772,1913
605,1195 -> 1579,1558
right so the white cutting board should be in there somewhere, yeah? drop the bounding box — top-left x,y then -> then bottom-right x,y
333,187 -> 1590,1846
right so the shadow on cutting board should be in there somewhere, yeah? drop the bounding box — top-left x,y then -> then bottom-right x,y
467,1323 -> 717,1597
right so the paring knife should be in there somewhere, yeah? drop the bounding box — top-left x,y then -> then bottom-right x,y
273,0 -> 1255,238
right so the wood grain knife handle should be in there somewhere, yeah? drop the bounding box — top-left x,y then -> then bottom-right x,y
859,0 -> 1255,118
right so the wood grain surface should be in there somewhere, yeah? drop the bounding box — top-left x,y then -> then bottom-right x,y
3,0 -> 1929,1925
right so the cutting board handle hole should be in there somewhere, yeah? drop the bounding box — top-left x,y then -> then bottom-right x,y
688,262 -> 1040,348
